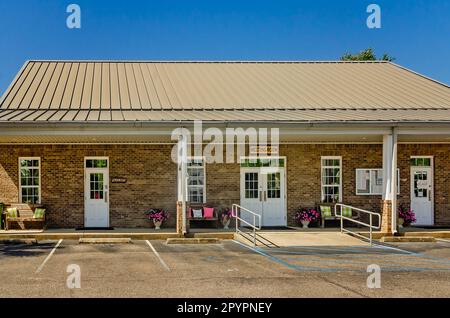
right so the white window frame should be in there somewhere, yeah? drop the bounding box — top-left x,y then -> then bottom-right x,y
186,157 -> 206,203
321,156 -> 342,203
84,157 -> 109,168
410,155 -> 433,167
18,157 -> 41,204
355,168 -> 400,195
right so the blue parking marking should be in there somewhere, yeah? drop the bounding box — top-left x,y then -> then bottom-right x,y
233,240 -> 450,273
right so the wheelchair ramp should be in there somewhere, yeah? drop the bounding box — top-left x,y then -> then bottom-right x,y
241,231 -> 370,247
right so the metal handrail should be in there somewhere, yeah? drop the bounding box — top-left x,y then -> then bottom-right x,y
232,204 -> 261,246
334,203 -> 381,246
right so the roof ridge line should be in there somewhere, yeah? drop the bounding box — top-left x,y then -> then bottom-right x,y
23,60 -> 390,64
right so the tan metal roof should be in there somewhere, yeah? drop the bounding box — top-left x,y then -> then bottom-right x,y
1,60 -> 449,123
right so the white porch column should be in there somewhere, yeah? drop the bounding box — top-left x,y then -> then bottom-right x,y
382,128 -> 398,234
177,133 -> 188,235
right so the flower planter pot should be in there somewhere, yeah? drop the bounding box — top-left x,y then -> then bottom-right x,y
153,220 -> 162,230
301,220 -> 310,229
222,218 -> 231,229
398,217 -> 404,229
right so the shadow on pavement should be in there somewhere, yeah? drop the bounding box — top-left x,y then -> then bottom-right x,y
0,241 -> 59,258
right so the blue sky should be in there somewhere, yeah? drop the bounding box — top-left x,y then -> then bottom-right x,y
0,0 -> 449,94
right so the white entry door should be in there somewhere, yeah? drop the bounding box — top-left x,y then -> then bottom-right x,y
410,166 -> 433,226
85,159 -> 109,227
240,159 -> 286,227
240,168 -> 263,226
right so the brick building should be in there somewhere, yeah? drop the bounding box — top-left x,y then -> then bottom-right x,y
1,61 -> 450,232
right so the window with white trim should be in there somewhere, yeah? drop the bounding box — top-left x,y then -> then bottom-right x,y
321,156 -> 342,203
356,169 -> 400,195
186,158 -> 205,203
19,157 -> 41,204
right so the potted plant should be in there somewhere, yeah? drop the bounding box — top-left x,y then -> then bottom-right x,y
294,207 -> 320,229
397,206 -> 416,228
220,207 -> 232,229
145,208 -> 169,230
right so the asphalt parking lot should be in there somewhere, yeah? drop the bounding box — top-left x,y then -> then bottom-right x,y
1,239 -> 450,297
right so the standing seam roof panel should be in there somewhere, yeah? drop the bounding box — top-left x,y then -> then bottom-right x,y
125,63 -> 141,110
61,63 -> 79,109
71,63 -> 87,109
9,62 -> 42,109
117,63 -> 131,109
132,63 -> 151,109
1,62 -> 34,109
21,62 -> 49,109
101,63 -> 111,110
109,63 -> 121,110
30,63 -> 56,109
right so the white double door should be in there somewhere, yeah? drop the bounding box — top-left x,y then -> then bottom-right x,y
84,168 -> 109,227
411,166 -> 433,226
240,167 -> 286,227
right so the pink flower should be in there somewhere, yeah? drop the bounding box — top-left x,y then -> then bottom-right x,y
295,208 -> 319,223
398,206 -> 416,225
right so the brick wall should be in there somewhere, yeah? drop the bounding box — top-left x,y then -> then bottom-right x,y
0,145 -> 177,228
1,143 -> 450,228
398,144 -> 450,226
206,143 -> 450,227
280,144 -> 384,226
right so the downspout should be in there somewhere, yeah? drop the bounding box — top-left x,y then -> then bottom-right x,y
391,127 -> 398,235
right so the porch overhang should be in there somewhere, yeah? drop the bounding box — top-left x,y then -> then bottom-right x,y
1,122 -> 450,144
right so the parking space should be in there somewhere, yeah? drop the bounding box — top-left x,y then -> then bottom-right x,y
255,242 -> 450,272
0,239 -> 450,297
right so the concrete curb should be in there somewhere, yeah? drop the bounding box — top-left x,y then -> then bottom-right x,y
380,236 -> 436,243
166,238 -> 221,244
79,238 -> 132,244
358,231 -> 450,239
0,232 -> 234,241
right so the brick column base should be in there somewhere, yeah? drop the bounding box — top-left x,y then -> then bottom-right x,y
381,200 -> 393,234
176,201 -> 183,236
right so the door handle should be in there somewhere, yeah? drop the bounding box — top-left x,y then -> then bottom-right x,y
428,190 -> 431,201
105,192 -> 108,203
264,191 -> 267,202
259,191 -> 262,202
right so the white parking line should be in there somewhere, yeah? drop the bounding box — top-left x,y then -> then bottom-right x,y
35,239 -> 63,274
371,242 -> 417,255
145,240 -> 170,271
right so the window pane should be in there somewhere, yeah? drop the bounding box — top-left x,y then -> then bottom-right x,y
94,160 -> 107,168
245,172 -> 259,199
187,159 -> 205,203
20,159 -> 36,167
410,158 -> 431,167
188,187 -> 203,203
356,170 -> 370,194
267,172 -> 281,199
21,169 -> 31,178
20,158 -> 40,204
240,158 -> 284,168
370,170 -> 383,194
321,157 -> 341,202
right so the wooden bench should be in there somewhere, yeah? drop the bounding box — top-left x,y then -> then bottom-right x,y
318,203 -> 360,228
186,203 -> 219,229
3,203 -> 46,231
